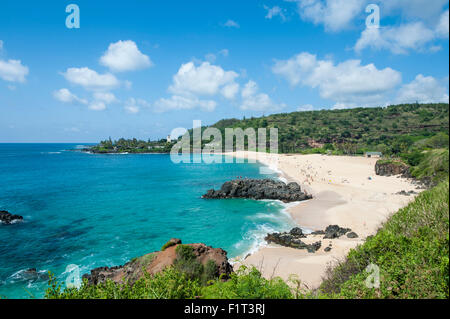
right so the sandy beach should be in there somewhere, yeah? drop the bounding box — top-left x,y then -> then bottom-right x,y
229,151 -> 421,289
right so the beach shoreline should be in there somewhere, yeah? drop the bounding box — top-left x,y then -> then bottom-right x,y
226,151 -> 421,289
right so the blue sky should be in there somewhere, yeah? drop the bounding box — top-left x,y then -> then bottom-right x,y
0,0 -> 448,142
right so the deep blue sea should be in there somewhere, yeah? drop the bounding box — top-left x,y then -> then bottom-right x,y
0,144 -> 294,299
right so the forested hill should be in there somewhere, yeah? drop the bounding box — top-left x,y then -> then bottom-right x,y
208,103 -> 449,155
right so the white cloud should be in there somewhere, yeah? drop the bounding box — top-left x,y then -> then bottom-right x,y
292,0 -> 364,32
62,67 -> 120,91
124,97 -> 151,114
240,80 -> 284,111
169,61 -> 239,98
264,5 -> 287,21
154,94 -> 217,112
273,52 -> 401,106
155,61 -> 240,112
355,22 -> 437,54
0,40 -> 3,51
221,82 -> 240,99
100,40 -> 153,72
396,74 -> 449,104
53,88 -> 88,104
0,59 -> 29,83
224,20 -> 240,28
436,9 -> 449,38
88,101 -> 107,111
93,91 -> 118,104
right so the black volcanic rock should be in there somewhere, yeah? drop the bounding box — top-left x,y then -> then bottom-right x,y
0,210 -> 23,225
346,232 -> 359,238
265,229 -> 320,253
375,161 -> 410,177
323,225 -> 351,239
202,179 -> 312,203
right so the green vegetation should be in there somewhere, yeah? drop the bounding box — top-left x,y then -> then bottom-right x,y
161,240 -> 177,251
173,245 -> 218,284
89,137 -> 175,153
92,104 -> 449,156
320,179 -> 449,298
45,265 -> 302,299
207,103 -> 448,155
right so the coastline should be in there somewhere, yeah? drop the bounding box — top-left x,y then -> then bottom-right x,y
227,151 -> 421,289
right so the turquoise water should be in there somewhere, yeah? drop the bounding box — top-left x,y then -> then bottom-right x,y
0,144 -> 295,299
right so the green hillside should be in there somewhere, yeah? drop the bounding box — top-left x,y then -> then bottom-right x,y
209,103 -> 449,155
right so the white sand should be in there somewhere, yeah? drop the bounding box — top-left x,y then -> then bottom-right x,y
228,151 -> 421,289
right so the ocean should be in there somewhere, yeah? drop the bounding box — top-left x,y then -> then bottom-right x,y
0,143 -> 295,299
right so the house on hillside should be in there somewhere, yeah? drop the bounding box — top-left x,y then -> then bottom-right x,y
365,151 -> 382,158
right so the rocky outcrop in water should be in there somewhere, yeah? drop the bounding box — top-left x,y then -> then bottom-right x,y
83,239 -> 233,286
375,161 -> 410,177
0,210 -> 23,225
202,179 -> 312,203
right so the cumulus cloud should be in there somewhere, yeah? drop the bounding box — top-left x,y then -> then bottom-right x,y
124,97 -> 151,114
62,67 -> 120,91
221,82 -> 240,100
240,80 -> 284,111
154,94 -> 217,112
88,101 -> 107,111
264,5 -> 287,21
272,52 -> 401,106
291,0 -> 364,32
355,21 -> 440,54
93,91 -> 118,104
224,20 -> 240,28
436,9 -> 449,38
0,59 -> 29,83
396,74 -> 449,104
100,40 -> 153,72
53,88 -> 88,104
169,61 -> 239,98
155,60 -> 244,112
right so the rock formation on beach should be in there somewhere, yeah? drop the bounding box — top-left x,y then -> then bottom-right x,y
265,230 -> 321,253
202,179 -> 312,203
83,239 -> 233,286
0,210 -> 23,225
265,225 -> 358,252
375,160 -> 410,177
